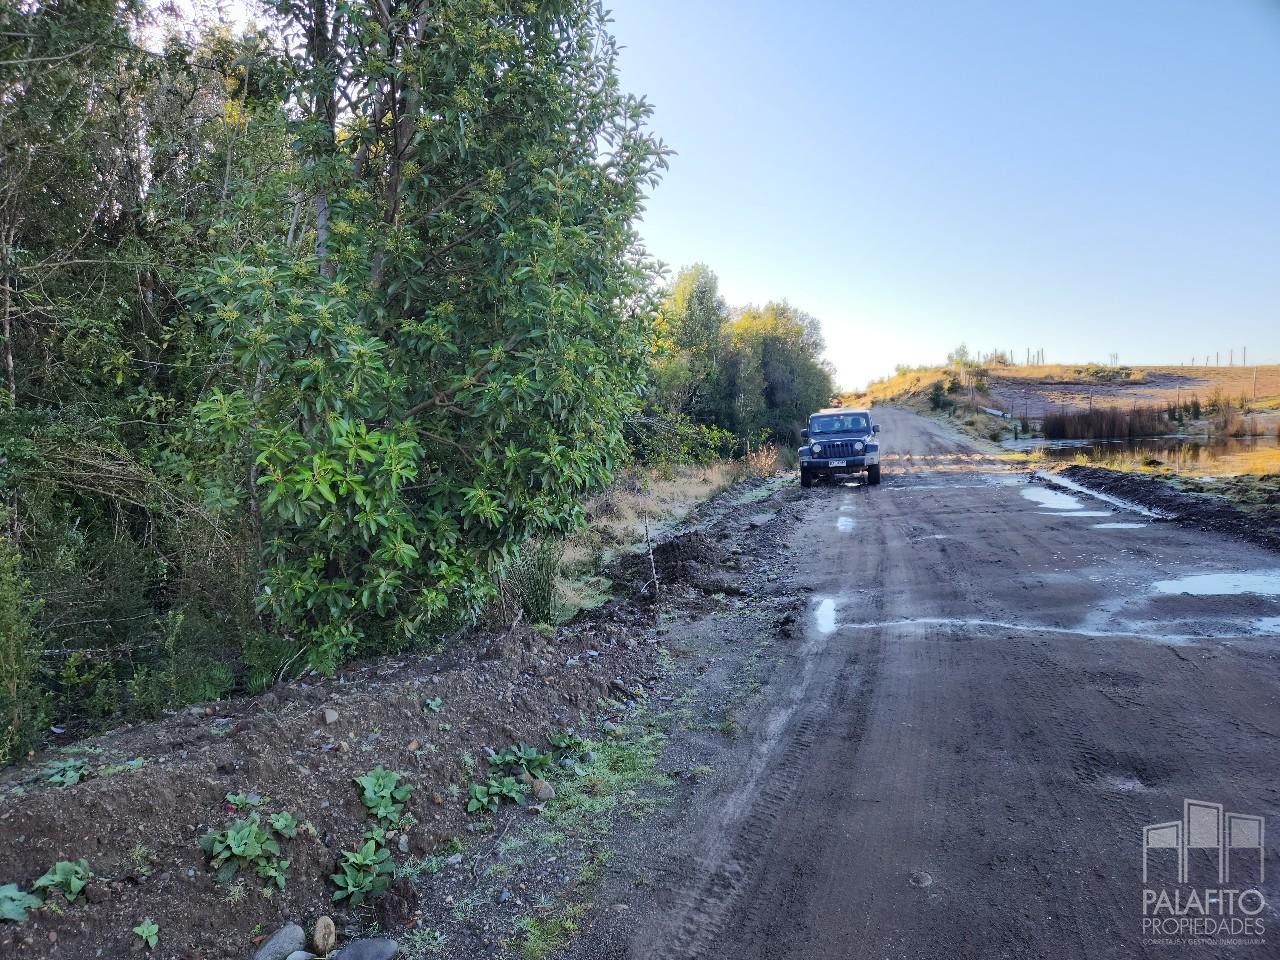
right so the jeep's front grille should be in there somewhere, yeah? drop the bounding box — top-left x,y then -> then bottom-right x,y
818,440 -> 866,459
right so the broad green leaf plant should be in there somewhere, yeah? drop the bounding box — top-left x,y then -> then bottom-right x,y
186,0 -> 668,675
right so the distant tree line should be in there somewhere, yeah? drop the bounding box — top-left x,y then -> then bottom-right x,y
637,264 -> 834,461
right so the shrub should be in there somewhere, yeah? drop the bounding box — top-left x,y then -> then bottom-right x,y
927,381 -> 951,411
42,758 -> 88,787
624,413 -> 735,466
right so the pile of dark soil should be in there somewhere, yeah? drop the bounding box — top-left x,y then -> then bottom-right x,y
0,473 -> 794,960
0,594 -> 660,959
1060,465 -> 1280,552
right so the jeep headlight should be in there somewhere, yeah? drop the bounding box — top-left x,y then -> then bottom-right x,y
810,442 -> 823,455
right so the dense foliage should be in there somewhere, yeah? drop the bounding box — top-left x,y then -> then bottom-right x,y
647,264 -> 834,454
0,1 -> 832,758
0,0 -> 669,752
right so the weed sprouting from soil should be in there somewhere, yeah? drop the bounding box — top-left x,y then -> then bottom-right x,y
515,903 -> 587,960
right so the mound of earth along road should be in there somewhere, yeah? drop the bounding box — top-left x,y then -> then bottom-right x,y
1059,465 -> 1280,553
0,472 -> 793,960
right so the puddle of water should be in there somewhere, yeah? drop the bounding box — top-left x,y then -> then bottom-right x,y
1255,617 -> 1280,635
1035,470 -> 1168,519
1021,487 -> 1085,510
1100,774 -> 1148,793
1036,510 -> 1112,518
837,516 -> 855,532
1151,571 -> 1280,597
1094,522 -> 1147,530
836,616 -> 1199,645
814,597 -> 837,634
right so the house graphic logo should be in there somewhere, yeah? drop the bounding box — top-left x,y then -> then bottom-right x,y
1140,799 -> 1268,947
1142,799 -> 1265,885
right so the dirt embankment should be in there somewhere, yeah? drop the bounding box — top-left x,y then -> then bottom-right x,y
1060,465 -> 1280,552
0,473 -> 785,960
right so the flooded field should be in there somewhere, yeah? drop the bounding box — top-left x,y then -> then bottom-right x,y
1003,433 -> 1280,474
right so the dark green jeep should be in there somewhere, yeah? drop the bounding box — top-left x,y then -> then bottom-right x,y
798,409 -> 882,488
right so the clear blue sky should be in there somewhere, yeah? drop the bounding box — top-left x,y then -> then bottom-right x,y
609,0 -> 1280,389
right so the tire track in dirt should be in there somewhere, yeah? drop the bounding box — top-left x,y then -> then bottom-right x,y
633,490 -> 888,960
570,408 -> 1280,960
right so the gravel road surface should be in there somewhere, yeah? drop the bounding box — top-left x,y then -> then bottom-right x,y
573,407 -> 1280,960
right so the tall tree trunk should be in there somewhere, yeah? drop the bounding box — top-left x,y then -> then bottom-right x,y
1,226 -> 15,411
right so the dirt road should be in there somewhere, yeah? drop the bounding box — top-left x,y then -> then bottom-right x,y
573,408 -> 1280,960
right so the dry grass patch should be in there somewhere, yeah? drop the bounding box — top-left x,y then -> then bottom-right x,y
491,462 -> 749,628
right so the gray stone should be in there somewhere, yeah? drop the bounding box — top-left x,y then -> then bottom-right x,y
333,940 -> 398,960
285,953 -> 317,960
322,708 -> 339,725
253,923 -> 306,960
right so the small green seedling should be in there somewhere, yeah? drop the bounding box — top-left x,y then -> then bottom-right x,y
422,697 -> 443,713
491,743 -> 553,776
32,860 -> 92,903
268,811 -> 298,839
224,791 -> 267,810
0,883 -> 42,923
547,731 -> 589,756
42,758 -> 88,787
200,813 -> 289,889
330,840 -> 394,906
354,767 -> 412,825
133,918 -> 159,949
99,758 -> 146,777
466,776 -> 528,814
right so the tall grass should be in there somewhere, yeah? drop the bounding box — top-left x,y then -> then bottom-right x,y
1040,405 -> 1170,440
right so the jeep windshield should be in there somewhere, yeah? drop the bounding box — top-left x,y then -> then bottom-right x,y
810,414 -> 870,434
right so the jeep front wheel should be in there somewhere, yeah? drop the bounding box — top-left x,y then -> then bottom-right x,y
867,465 -> 881,486
800,470 -> 814,488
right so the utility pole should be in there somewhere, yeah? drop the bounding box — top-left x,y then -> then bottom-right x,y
1230,348 -> 1234,367
1243,346 -> 1247,366
1216,351 -> 1220,366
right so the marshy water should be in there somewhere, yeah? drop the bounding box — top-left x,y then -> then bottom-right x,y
1003,433 -> 1279,469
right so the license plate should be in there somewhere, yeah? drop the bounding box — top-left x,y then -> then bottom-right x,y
829,459 -> 847,467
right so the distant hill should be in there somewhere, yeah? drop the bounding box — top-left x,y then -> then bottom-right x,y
849,363 -> 1280,418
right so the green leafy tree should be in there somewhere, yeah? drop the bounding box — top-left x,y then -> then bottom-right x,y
187,0 -> 669,672
712,302 -> 834,441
